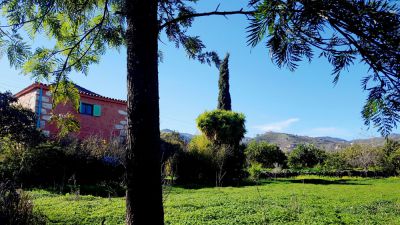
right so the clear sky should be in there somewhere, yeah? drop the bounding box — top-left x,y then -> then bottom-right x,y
0,1 -> 393,140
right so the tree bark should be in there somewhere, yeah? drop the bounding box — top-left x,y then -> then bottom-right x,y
125,0 -> 164,224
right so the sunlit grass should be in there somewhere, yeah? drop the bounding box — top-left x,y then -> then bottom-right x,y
30,176 -> 400,224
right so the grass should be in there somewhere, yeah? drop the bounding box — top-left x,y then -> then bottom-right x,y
30,176 -> 400,224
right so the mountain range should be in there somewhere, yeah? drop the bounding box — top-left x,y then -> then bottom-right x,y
161,129 -> 400,152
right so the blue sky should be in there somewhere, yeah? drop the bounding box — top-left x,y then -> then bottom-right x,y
0,1 -> 393,140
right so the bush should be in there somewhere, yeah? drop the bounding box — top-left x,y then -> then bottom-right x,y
0,181 -> 46,225
187,135 -> 213,155
322,152 -> 348,171
0,136 -> 125,196
171,135 -> 246,186
288,144 -> 326,169
172,135 -> 216,184
245,141 -> 287,168
247,162 -> 263,181
160,131 -> 188,181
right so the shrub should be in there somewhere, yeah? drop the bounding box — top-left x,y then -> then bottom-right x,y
171,135 -> 246,186
0,136 -> 125,196
160,131 -> 187,181
247,162 -> 263,181
0,181 -> 46,225
187,135 -> 213,156
245,141 -> 287,168
288,144 -> 326,169
172,135 -> 215,184
322,152 -> 348,171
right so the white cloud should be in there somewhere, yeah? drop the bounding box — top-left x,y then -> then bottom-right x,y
254,118 -> 300,132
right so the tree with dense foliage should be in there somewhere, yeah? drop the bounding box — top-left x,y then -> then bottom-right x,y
288,144 -> 326,169
217,53 -> 232,111
322,152 -> 348,171
0,91 -> 42,146
196,110 -> 246,186
196,110 -> 246,147
341,144 -> 383,171
1,0 -> 399,223
379,139 -> 400,173
245,140 -> 286,168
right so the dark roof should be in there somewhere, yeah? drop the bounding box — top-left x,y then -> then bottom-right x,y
73,83 -> 101,97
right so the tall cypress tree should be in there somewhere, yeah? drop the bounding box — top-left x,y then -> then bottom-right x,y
218,53 -> 232,111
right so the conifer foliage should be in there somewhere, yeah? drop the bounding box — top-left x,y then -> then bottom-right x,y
247,0 -> 400,136
217,53 -> 232,111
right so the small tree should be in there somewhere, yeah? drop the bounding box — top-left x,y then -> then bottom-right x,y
217,53 -> 232,111
196,110 -> 246,186
388,149 -> 400,174
322,152 -> 348,171
378,139 -> 400,173
341,144 -> 383,171
0,92 -> 42,146
288,144 -> 326,169
245,140 -> 286,168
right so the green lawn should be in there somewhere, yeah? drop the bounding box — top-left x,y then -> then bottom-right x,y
30,176 -> 400,225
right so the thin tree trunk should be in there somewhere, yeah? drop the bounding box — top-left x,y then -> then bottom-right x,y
125,0 -> 164,224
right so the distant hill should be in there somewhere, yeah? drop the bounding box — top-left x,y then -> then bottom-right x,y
253,132 -> 349,152
351,134 -> 400,147
161,129 -> 194,143
161,129 -> 400,152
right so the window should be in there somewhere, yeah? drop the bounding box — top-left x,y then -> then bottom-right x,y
79,102 -> 102,117
80,103 -> 93,115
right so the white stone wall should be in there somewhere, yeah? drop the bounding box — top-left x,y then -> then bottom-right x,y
115,109 -> 128,137
17,89 -> 53,136
17,90 -> 38,112
38,90 -> 53,135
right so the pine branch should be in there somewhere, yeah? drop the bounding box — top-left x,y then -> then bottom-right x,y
0,0 -> 56,28
52,0 -> 110,95
159,9 -> 255,30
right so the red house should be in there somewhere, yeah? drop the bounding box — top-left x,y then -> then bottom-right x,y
15,83 -> 128,139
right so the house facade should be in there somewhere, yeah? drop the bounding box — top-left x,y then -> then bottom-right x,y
15,83 -> 128,139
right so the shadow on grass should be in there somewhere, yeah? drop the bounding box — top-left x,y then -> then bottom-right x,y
175,178 -> 372,189
174,179 -> 259,189
262,178 -> 370,186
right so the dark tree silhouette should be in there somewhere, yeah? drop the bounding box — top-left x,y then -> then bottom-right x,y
0,91 -> 42,146
218,53 -> 232,111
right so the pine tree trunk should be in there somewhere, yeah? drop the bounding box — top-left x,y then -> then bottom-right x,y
125,0 -> 164,224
